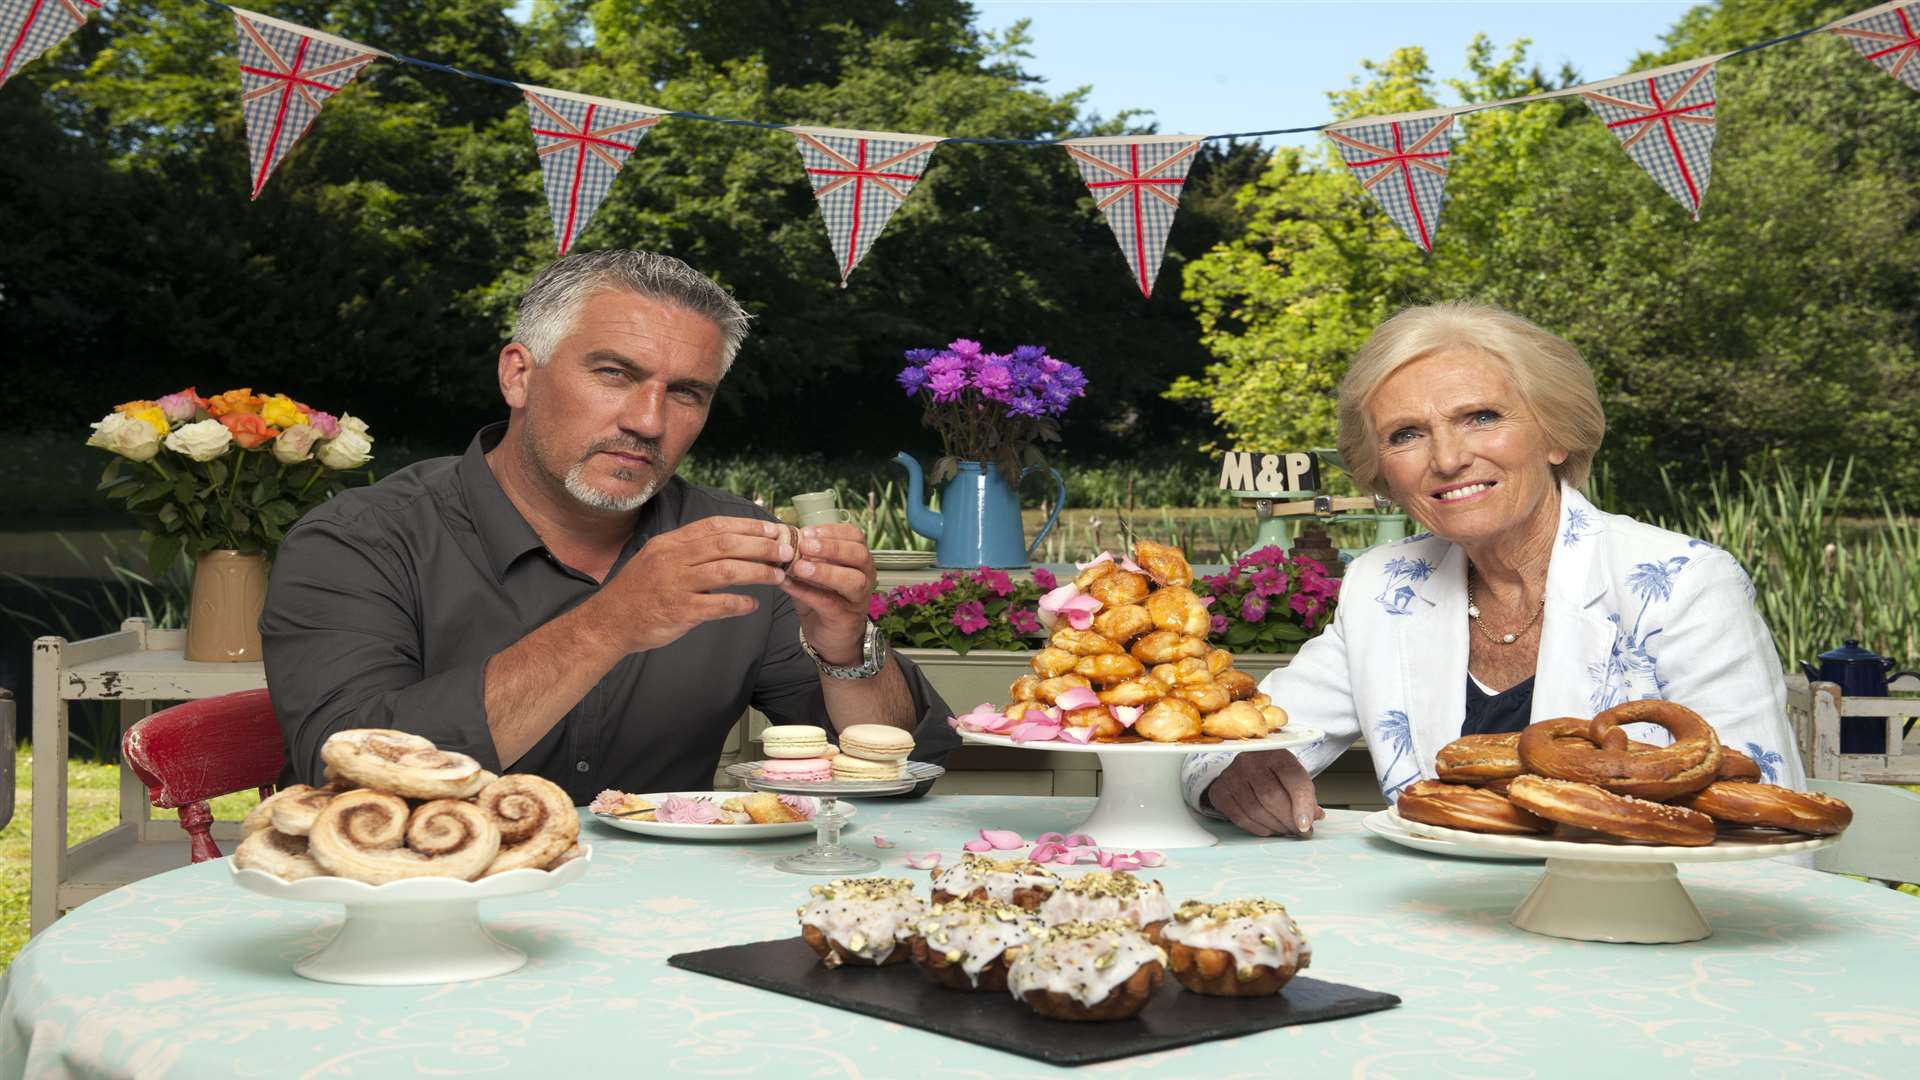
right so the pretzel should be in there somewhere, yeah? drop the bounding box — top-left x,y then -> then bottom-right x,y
1506,775 -> 1716,846
1434,733 -> 1523,783
1677,782 -> 1852,835
1517,701 -> 1722,800
1396,779 -> 1548,834
1715,747 -> 1763,783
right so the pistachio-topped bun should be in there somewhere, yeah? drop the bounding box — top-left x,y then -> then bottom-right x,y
929,853 -> 1061,910
1037,871 -> 1175,940
907,898 -> 1048,992
796,878 -> 927,968
1007,918 -> 1167,1021
1161,899 -> 1312,997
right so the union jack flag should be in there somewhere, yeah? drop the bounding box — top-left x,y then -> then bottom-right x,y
1325,112 -> 1458,252
1063,136 -> 1202,298
521,86 -> 665,256
1830,2 -> 1920,93
231,9 -> 381,200
788,126 -> 941,285
0,0 -> 99,89
1580,60 -> 1721,220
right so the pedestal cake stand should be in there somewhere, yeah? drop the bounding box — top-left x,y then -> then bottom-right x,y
724,760 -> 945,875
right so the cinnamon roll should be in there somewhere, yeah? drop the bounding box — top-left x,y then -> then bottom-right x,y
475,774 -> 581,877
307,790 -> 501,883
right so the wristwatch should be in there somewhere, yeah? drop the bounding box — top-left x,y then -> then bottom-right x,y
799,620 -> 888,680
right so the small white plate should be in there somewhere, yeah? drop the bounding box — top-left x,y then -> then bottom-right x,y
1361,808 -> 1541,862
872,549 -> 937,569
591,791 -> 855,840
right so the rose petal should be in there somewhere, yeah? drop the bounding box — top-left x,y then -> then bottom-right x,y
1036,832 -> 1066,845
1119,555 -> 1147,575
1065,846 -> 1102,865
1008,720 -> 1064,743
951,702 -> 1014,733
1197,594 -> 1216,608
1036,583 -> 1083,630
1094,849 -> 1115,868
905,852 -> 943,869
962,838 -> 994,853
1107,854 -> 1143,872
1030,842 -> 1066,864
1111,706 -> 1141,730
873,835 -> 896,849
1134,851 -> 1167,867
1059,726 -> 1096,744
1074,552 -> 1115,572
1055,687 -> 1101,712
1064,833 -> 1097,848
982,829 -> 1025,850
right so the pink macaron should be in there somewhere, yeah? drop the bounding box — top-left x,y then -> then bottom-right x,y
758,757 -> 833,783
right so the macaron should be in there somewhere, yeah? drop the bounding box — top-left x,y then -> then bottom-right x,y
762,724 -> 831,759
831,754 -> 904,782
838,724 -> 915,764
759,758 -> 833,783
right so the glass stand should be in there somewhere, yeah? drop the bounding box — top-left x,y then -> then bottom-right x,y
774,796 -> 876,875
724,760 -> 945,876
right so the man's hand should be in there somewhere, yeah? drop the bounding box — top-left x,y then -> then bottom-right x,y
595,516 -> 790,655
780,523 -> 877,665
1205,749 -> 1326,838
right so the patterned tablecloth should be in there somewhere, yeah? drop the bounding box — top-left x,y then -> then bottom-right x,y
4,798 -> 1918,1078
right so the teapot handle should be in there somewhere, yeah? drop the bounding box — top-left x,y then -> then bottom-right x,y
1021,466 -> 1067,560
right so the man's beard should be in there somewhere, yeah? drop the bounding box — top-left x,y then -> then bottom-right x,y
525,427 -> 667,513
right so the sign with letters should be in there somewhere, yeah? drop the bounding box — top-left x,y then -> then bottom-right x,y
1217,451 -> 1319,494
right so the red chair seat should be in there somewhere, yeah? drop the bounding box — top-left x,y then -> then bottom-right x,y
122,689 -> 286,863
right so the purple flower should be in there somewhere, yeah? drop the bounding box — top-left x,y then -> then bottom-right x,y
1008,607 -> 1041,635
926,353 -> 966,377
974,568 -> 1014,597
928,370 -> 968,402
948,338 -> 984,359
1290,593 -> 1323,622
1210,614 -> 1228,636
1031,567 -> 1057,590
1012,345 -> 1047,363
897,366 -> 929,396
1250,567 -> 1286,597
1006,394 -> 1047,418
931,576 -> 958,596
974,362 -> 1014,402
903,348 -> 938,364
1241,595 -> 1268,622
951,600 -> 989,634
867,594 -> 890,620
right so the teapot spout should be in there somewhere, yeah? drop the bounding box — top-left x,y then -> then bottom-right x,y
1799,661 -> 1822,684
893,452 -> 943,542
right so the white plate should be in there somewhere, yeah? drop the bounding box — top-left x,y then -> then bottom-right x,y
1387,809 -> 1841,863
959,726 -> 1324,754
872,550 -> 936,569
1361,808 -> 1540,861
591,792 -> 854,840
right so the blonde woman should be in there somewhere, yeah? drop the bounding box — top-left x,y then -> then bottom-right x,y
1181,302 -> 1804,837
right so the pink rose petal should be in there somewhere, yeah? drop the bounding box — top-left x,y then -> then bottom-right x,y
905,852 -> 942,869
1030,842 -> 1066,864
1111,705 -> 1142,730
1093,849 -> 1115,868
982,829 -> 1025,850
1036,583 -> 1084,630
1108,854 -> 1144,872
1119,555 -> 1147,575
1055,687 -> 1101,712
873,835 -> 896,849
1008,720 -> 1064,743
1074,552 -> 1115,572
1059,726 -> 1096,744
1036,832 -> 1066,845
1197,594 -> 1216,608
1064,833 -> 1097,847
962,838 -> 994,853
1134,851 -> 1166,867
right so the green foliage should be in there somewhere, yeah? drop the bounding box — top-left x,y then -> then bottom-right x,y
870,567 -> 1051,654
1192,546 -> 1342,652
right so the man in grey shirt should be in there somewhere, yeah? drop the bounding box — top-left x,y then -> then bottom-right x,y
261,250 -> 958,802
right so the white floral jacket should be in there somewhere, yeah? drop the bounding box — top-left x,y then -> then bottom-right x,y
1181,483 -> 1806,811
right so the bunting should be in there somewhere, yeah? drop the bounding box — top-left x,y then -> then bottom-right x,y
231,8 -> 381,200
0,0 -> 99,88
1325,111 -> 1458,252
1579,59 -> 1723,220
787,126 -> 941,285
1063,136 -> 1202,297
1830,2 -> 1920,92
520,86 -> 665,256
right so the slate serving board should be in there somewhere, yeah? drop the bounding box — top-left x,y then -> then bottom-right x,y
668,937 -> 1400,1067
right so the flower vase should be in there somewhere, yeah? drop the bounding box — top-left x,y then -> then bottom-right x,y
897,454 -> 1066,569
184,550 -> 269,662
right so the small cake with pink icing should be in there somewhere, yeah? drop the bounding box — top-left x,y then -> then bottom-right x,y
797,877 -> 927,968
652,795 -> 741,825
1038,871 -> 1175,940
1160,898 -> 1311,997
1007,918 -> 1166,1021
907,898 -> 1048,992
929,853 -> 1060,910
758,758 -> 833,783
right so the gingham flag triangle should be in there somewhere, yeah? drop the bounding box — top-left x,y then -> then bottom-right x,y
787,126 -> 941,285
1063,136 -> 1202,297
1829,2 -> 1920,93
520,86 -> 666,255
1579,58 -> 1723,220
1324,111 -> 1459,252
231,9 -> 383,200
1,0 -> 100,89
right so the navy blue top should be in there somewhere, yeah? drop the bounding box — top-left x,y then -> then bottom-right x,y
1461,674 -> 1536,736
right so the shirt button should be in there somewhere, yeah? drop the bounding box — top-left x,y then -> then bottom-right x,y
575,760 -> 590,773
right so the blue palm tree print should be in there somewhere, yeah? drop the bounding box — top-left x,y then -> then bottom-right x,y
1743,742 -> 1784,784
1376,710 -> 1418,798
1374,557 -> 1438,616
1561,507 -> 1594,547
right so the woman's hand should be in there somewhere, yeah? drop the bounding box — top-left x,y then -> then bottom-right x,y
1205,749 -> 1326,837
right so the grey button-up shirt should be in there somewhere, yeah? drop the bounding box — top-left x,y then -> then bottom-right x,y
260,422 -> 958,803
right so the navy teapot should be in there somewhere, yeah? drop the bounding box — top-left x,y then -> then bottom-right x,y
1799,640 -> 1920,753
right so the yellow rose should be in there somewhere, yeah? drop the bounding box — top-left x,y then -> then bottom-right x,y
260,395 -> 306,431
125,405 -> 169,436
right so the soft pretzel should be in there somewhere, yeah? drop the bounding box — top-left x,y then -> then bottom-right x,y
1434,733 -> 1523,783
1517,702 -> 1722,801
1132,538 -> 1194,587
307,790 -> 501,883
1715,747 -> 1763,783
1091,605 -> 1155,645
1396,779 -> 1548,834
1086,571 -> 1151,608
1506,775 -> 1716,846
1677,782 -> 1852,835
1131,630 -> 1211,666
475,774 -> 581,877
321,729 -> 490,800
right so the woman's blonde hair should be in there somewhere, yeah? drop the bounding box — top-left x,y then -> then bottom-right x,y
1335,301 -> 1606,498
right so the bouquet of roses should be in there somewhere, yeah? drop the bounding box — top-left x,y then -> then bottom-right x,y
868,566 -> 1059,654
86,387 -> 373,571
896,340 -> 1086,485
1193,547 -> 1342,651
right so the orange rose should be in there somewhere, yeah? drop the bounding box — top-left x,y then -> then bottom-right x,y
114,399 -> 159,415
219,412 -> 279,449
208,388 -> 263,417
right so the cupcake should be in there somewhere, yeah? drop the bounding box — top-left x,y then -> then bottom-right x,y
1038,871 -> 1175,940
907,898 -> 1048,992
797,878 -> 927,968
1160,899 -> 1311,997
929,853 -> 1061,910
1007,918 -> 1167,1021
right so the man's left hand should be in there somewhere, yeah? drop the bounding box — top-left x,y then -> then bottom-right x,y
781,523 -> 877,665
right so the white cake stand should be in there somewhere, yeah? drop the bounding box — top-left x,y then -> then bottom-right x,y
723,761 -> 945,875
959,727 -> 1324,850
230,849 -> 591,985
1390,811 -> 1841,943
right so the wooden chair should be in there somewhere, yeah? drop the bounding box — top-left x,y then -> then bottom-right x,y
121,689 -> 286,863
1793,672 -> 1920,784
1809,779 -> 1920,885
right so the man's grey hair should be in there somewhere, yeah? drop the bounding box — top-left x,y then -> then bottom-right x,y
511,249 -> 752,373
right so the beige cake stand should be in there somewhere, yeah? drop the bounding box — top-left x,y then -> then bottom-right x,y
1390,811 -> 1839,943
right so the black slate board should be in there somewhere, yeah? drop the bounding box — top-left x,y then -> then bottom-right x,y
668,937 -> 1400,1066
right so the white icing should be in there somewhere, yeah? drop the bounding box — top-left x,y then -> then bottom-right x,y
930,855 -> 1059,904
1162,910 -> 1311,974
1007,920 -> 1164,1007
915,902 -> 1046,984
1037,872 -> 1174,929
798,879 -> 926,965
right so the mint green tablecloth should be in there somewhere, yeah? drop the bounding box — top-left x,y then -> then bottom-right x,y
5,800 -> 1918,1078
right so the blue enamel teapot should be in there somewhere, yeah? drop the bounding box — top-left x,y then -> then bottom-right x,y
1799,640 -> 1920,753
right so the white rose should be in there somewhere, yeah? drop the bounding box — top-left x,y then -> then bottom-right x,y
336,413 -> 371,438
86,412 -> 162,463
315,428 -> 374,470
163,418 -> 233,462
272,423 -> 321,464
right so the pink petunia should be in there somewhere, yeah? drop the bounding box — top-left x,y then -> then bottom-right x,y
1031,567 -> 1057,590
867,594 -> 890,621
